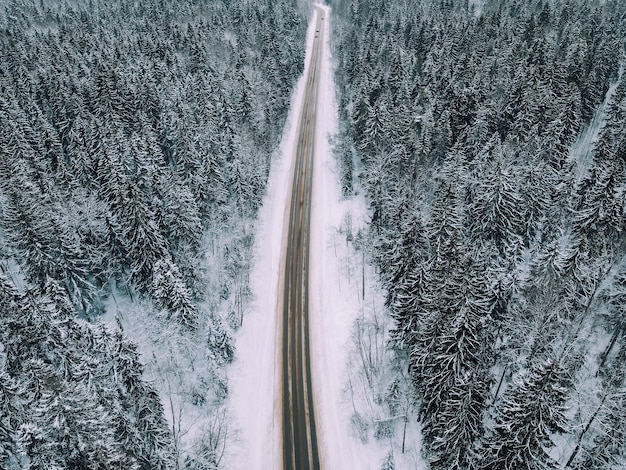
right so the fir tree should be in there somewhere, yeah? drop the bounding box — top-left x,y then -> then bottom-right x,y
481,359 -> 569,470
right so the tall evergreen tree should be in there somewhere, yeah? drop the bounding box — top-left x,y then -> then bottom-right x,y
481,359 -> 569,470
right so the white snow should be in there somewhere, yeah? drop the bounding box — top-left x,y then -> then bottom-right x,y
224,8 -> 317,469
310,5 -> 399,469
468,0 -> 484,16
228,4 -> 427,469
571,67 -> 623,184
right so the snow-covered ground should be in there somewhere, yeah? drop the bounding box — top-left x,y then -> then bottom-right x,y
228,5 -> 427,469
571,67 -> 623,184
224,8 -> 317,469
309,4 -> 393,469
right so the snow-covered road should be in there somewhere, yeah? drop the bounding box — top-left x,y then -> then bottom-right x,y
227,5 -> 401,469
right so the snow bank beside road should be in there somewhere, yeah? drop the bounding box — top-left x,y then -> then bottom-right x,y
310,5 -> 427,469
228,5 -> 426,469
308,4 -> 380,469
225,8 -> 317,470
309,4 -> 416,469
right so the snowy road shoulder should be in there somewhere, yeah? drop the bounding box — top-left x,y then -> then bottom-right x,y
227,4 -> 426,468
309,4 -> 407,469
225,9 -> 318,470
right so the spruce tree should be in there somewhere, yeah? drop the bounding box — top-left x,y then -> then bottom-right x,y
481,359 -> 569,470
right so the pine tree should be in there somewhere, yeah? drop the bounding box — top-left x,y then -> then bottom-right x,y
119,181 -> 169,288
481,359 -> 569,470
429,371 -> 489,470
421,255 -> 495,469
151,258 -> 199,330
0,276 -> 176,468
380,452 -> 395,470
467,141 -> 526,251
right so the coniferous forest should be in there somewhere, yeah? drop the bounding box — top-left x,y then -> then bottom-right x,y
333,0 -> 626,468
0,0 -> 306,467
3,0 -> 626,468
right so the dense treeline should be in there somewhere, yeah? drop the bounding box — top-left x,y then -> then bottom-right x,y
333,0 -> 626,468
0,275 -> 175,469
0,0 -> 306,467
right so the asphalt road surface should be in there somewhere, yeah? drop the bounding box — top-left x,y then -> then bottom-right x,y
281,7 -> 324,470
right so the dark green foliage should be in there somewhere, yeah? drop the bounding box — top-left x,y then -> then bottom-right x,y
481,359 -> 570,470
0,0 -> 307,466
0,276 -> 176,469
333,0 -> 626,466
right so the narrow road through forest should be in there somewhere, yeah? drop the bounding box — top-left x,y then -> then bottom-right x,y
281,6 -> 324,470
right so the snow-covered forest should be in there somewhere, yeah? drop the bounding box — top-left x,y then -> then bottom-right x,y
0,0 -> 306,467
332,0 -> 626,468
3,0 -> 626,468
